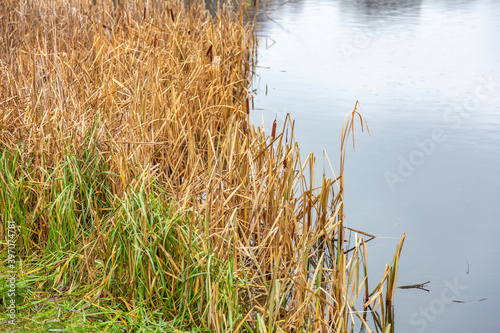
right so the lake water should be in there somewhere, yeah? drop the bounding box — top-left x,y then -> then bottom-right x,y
249,0 -> 500,331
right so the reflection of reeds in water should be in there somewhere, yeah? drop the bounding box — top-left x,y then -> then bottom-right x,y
0,0 -> 404,331
361,230 -> 405,333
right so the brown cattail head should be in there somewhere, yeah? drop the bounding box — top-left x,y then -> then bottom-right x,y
154,34 -> 158,48
206,44 -> 213,61
246,95 -> 250,115
144,6 -> 147,20
271,118 -> 277,140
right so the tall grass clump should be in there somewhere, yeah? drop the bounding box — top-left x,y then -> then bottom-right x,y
0,0 -> 404,331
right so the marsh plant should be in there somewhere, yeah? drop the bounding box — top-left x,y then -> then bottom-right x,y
0,0 -> 404,331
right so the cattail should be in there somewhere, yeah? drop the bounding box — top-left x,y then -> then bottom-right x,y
206,44 -> 213,61
271,118 -> 277,140
246,95 -> 250,115
154,34 -> 158,48
143,6 -> 147,20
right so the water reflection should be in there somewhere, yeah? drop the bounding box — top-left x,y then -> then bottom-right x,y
341,0 -> 422,17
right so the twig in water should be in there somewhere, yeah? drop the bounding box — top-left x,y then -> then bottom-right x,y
398,280 -> 430,292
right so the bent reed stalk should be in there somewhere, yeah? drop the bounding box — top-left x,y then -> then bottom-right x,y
0,0 -> 404,331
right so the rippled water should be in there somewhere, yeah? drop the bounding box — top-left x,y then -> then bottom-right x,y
249,0 -> 500,331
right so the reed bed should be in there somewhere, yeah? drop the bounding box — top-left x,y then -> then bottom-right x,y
0,0 -> 404,331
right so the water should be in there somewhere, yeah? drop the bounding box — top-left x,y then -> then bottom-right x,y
249,0 -> 500,331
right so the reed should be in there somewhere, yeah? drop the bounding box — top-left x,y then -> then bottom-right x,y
0,0 -> 404,331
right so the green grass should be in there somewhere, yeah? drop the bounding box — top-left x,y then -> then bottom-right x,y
0,142 -> 250,331
0,113 -> 405,332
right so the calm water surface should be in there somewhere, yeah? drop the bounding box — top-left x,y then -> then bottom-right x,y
249,0 -> 500,331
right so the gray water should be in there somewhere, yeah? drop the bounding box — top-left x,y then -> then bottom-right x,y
249,0 -> 500,331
